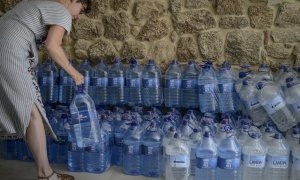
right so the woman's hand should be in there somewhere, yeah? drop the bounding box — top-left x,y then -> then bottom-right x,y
70,70 -> 84,85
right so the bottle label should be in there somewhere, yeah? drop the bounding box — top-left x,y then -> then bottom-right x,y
242,154 -> 266,168
218,83 -> 233,93
196,157 -> 217,169
244,97 -> 261,111
142,145 -> 163,155
291,99 -> 300,113
123,144 -> 141,155
126,78 -> 141,88
108,77 -> 124,87
142,78 -> 160,88
217,157 -> 240,170
170,155 -> 190,168
292,156 -> 300,170
90,77 -> 107,87
181,79 -> 197,89
263,96 -> 286,115
114,136 -> 123,146
266,155 -> 289,168
199,84 -> 215,94
165,79 -> 181,89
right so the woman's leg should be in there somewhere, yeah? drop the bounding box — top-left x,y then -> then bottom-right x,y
25,104 -> 57,179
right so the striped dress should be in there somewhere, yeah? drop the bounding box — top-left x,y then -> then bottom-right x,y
0,0 -> 72,139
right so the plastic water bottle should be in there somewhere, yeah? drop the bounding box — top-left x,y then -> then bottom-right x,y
237,125 -> 251,146
198,64 -> 217,113
195,131 -> 218,180
16,139 -> 33,161
285,77 -> 300,122
242,131 -> 267,180
38,58 -> 59,104
189,129 -> 202,179
264,133 -> 290,180
59,60 -> 76,105
112,111 -> 132,166
239,78 -> 269,126
165,133 -> 190,180
142,121 -> 164,177
69,85 -> 101,148
216,61 -> 235,113
141,59 -> 163,107
274,64 -> 287,81
84,127 -> 110,173
257,81 -> 297,132
108,57 -> 125,106
161,113 -> 177,134
278,65 -> 296,93
164,59 -> 182,108
179,117 -> 195,140
291,139 -> 300,180
254,64 -> 273,83
125,58 -> 142,106
181,60 -> 199,109
286,127 -> 300,150
77,59 -> 93,95
90,59 -> 108,108
217,126 -> 241,180
123,122 -> 143,175
262,126 -> 276,144
235,64 -> 252,93
48,137 -> 68,164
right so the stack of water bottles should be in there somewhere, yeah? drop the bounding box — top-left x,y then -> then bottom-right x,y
2,57 -> 300,180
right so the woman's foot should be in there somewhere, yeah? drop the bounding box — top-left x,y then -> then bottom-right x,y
37,171 -> 75,180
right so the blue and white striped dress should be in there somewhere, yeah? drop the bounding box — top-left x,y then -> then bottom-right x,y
0,0 -> 72,138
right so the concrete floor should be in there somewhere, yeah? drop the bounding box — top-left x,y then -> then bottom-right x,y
0,159 -> 164,180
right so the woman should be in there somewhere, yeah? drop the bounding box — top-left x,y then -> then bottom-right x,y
0,0 -> 89,179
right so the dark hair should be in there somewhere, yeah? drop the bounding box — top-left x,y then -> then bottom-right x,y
77,0 -> 91,13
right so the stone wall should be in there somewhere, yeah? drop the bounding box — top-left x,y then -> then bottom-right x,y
1,0 -> 300,70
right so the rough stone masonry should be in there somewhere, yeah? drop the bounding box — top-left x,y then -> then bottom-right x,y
1,0 -> 300,70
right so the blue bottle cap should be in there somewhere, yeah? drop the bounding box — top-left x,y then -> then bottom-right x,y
182,120 -> 188,126
131,122 -> 138,127
239,72 -> 249,79
242,78 -> 250,85
148,59 -> 155,65
292,127 -> 300,135
193,128 -> 201,133
61,114 -> 68,119
286,76 -> 294,83
174,133 -> 181,139
169,126 -> 176,132
98,58 -> 105,64
265,126 -> 274,133
256,81 -> 266,90
203,131 -> 213,138
76,85 -> 84,93
274,133 -> 283,139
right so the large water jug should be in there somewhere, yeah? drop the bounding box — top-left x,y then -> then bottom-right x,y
125,58 -> 142,106
253,64 -> 273,83
123,122 -> 143,175
38,58 -> 59,104
198,64 -> 217,113
285,77 -> 300,122
216,61 -> 235,113
291,139 -> 300,180
195,131 -> 218,180
181,60 -> 199,109
141,59 -> 163,107
77,59 -> 93,95
90,59 -> 108,108
164,59 -> 182,108
217,126 -> 241,180
189,128 -> 202,179
264,133 -> 289,180
107,57 -> 125,106
242,131 -> 267,180
165,133 -> 190,180
142,121 -> 164,177
257,81 -> 297,132
69,85 -> 101,148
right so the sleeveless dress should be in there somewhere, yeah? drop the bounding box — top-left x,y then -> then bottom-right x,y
0,0 -> 72,139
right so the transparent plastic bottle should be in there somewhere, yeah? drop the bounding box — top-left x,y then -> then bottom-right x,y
217,126 -> 241,180
164,59 -> 182,108
77,59 -> 93,95
142,121 -> 164,177
198,64 -> 217,113
264,133 -> 290,180
125,58 -> 142,106
181,60 -> 200,109
189,129 -> 202,179
195,131 -> 218,180
90,59 -> 108,108
165,133 -> 190,180
291,139 -> 300,180
257,81 -> 297,132
239,78 -> 269,126
107,57 -> 125,106
59,59 -> 76,105
285,77 -> 300,122
141,59 -> 163,107
242,132 -> 267,180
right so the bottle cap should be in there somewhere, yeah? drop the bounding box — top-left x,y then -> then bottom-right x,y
274,133 -> 283,139
203,131 -> 213,138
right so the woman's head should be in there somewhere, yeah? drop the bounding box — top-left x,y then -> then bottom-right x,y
60,0 -> 91,19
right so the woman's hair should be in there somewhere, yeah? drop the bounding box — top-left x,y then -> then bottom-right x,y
77,0 -> 91,13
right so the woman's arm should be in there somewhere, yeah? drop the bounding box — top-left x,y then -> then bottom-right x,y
45,25 -> 84,85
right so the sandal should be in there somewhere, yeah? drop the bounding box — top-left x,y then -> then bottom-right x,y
37,171 -> 75,180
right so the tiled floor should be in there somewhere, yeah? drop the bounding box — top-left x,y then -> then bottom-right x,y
0,159 -> 164,180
